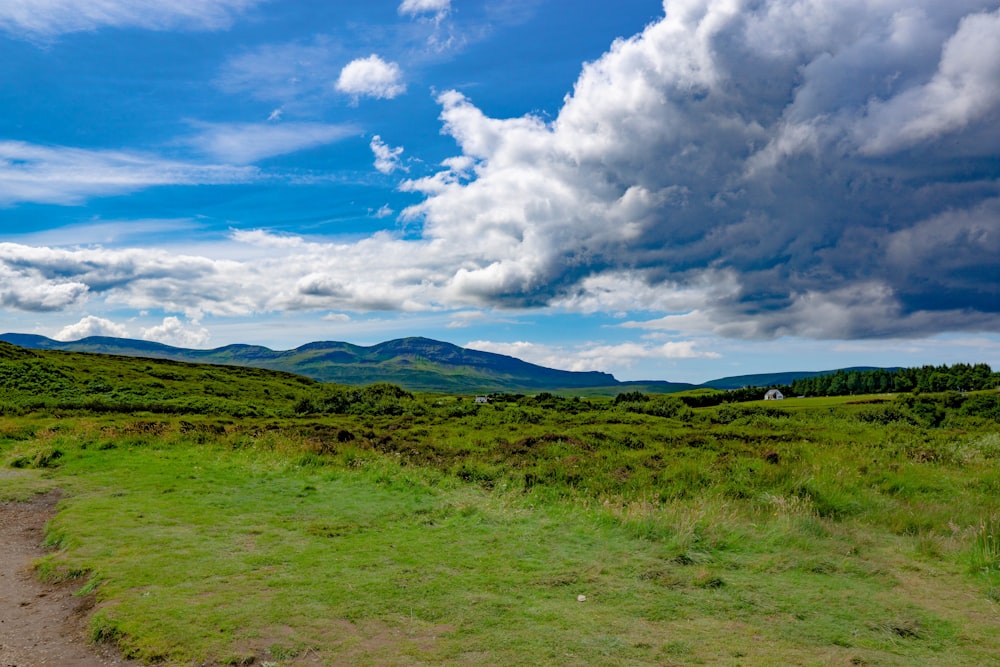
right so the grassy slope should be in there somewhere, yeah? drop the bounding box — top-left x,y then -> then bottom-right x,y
0,341 -> 317,416
0,335 -> 619,393
1,346 -> 999,665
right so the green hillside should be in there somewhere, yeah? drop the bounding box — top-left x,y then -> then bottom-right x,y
0,341 -> 317,416
0,334 -> 617,393
0,332 -> 899,395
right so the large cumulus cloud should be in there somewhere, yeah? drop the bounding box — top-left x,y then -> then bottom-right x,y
402,0 -> 1000,338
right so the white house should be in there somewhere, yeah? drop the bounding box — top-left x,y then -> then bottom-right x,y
764,389 -> 785,400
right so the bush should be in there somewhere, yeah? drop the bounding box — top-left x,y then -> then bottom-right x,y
856,405 -> 918,426
959,393 -> 1000,422
613,393 -> 692,420
713,404 -> 789,424
295,383 -> 420,417
614,391 -> 649,405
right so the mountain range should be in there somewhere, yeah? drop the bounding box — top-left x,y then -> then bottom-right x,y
0,333 -> 877,394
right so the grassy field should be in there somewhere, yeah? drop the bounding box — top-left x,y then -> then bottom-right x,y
2,346 -> 999,665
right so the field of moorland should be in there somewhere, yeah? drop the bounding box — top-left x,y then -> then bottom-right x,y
1,342 -> 999,666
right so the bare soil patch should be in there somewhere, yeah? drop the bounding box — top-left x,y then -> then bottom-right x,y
0,492 -> 135,667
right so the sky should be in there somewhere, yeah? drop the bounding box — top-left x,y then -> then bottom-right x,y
1,0 -> 999,384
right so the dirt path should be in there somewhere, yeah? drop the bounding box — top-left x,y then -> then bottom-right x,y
0,493 -> 136,667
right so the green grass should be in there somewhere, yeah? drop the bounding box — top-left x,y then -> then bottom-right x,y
2,347 -> 1000,664
3,405 -> 999,666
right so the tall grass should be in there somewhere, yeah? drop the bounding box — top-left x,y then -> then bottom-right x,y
971,515 -> 1000,572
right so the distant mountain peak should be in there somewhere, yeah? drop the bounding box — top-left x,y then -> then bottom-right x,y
0,333 -> 616,393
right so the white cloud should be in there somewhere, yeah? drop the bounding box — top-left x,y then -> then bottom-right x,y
55,315 -> 128,341
187,122 -> 358,164
398,0 -> 451,17
335,55 -> 405,101
0,260 -> 89,311
396,0 -> 1000,338
370,135 -> 406,174
466,338 -> 720,374
141,316 -> 210,347
0,231 -> 457,319
0,141 -> 258,206
267,108 -> 283,122
0,0 -> 263,39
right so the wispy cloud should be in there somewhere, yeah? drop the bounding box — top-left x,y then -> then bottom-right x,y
186,122 -> 358,164
216,39 -> 343,106
0,141 -> 258,206
0,0 -> 264,39
397,0 -> 459,51
5,219 -> 203,248
335,55 -> 405,101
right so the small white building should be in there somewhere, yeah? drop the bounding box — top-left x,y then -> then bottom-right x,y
474,396 -> 490,404
764,389 -> 785,400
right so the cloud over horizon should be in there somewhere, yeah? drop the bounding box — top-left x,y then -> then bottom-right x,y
466,338 -> 720,374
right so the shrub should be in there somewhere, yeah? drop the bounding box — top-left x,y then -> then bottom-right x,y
959,393 -> 1000,422
614,391 -> 649,405
713,404 -> 789,424
856,405 -> 918,426
295,383 -> 420,417
615,394 -> 692,420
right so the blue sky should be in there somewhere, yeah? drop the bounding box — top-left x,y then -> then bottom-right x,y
1,0 -> 999,383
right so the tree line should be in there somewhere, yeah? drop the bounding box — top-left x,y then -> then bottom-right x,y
670,363 -> 999,408
789,363 -> 998,397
